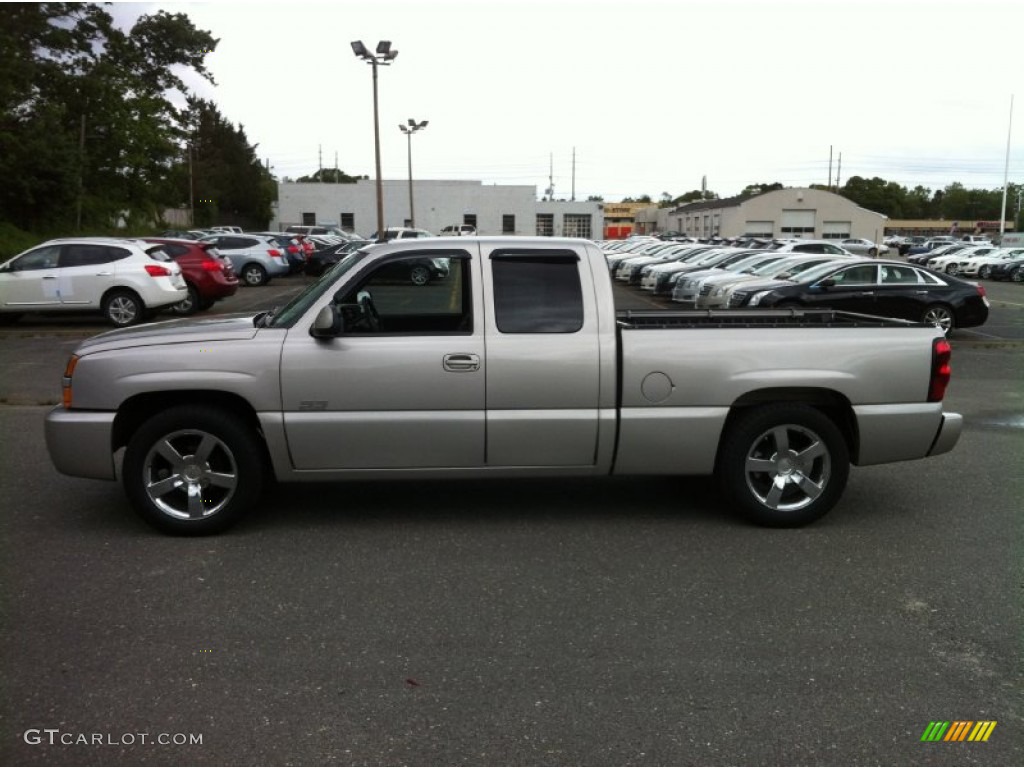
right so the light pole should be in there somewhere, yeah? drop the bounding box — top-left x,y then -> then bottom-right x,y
351,40 -> 398,238
399,119 -> 428,228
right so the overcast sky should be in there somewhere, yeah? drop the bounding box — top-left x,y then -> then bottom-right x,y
118,0 -> 1022,202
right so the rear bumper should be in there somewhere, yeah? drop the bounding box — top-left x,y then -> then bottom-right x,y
45,407 -> 116,480
927,412 -> 963,457
853,403 -> 961,466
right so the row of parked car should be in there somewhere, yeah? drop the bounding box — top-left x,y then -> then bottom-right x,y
0,227 -> 343,327
599,236 -> 991,333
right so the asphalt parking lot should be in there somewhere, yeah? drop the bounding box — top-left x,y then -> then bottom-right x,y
1,269 -> 1022,766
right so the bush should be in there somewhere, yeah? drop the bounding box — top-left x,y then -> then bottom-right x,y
0,222 -> 43,261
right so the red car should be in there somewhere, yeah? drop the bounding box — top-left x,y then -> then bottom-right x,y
143,238 -> 239,315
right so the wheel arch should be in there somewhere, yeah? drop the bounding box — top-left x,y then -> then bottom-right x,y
112,390 -> 268,460
100,285 -> 144,308
717,387 -> 859,467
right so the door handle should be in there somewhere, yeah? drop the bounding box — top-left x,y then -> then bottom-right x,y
858,291 -> 875,296
95,271 -> 114,276
443,353 -> 480,372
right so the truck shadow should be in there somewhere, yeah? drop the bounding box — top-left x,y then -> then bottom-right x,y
243,475 -> 734,533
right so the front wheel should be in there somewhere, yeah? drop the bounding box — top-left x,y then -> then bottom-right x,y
123,406 -> 265,535
944,263 -> 958,275
1012,268 -> 1023,283
716,403 -> 849,527
979,265 -> 992,279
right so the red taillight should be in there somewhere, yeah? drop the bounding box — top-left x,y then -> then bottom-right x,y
928,337 -> 952,402
144,264 -> 172,277
977,284 -> 987,299
268,249 -> 282,257
201,258 -> 224,272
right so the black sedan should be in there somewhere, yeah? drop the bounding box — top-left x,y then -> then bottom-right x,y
304,239 -> 372,276
727,260 -> 989,332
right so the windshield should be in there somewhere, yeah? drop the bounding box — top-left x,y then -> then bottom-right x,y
266,250 -> 371,328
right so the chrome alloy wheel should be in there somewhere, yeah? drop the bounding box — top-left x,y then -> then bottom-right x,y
922,305 -> 954,333
142,429 -> 239,520
743,424 -> 831,512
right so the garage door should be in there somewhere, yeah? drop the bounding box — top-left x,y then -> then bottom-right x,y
781,210 -> 815,236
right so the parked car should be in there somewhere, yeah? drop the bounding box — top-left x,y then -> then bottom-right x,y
258,232 -> 309,273
988,253 -> 1024,281
440,224 -> 477,236
729,260 -> 989,332
906,237 -> 959,258
370,227 -> 435,242
906,243 -> 967,265
142,238 -> 239,315
304,239 -> 373,276
925,246 -> 997,275
954,248 -> 1024,279
898,236 -> 928,256
198,234 -> 291,286
0,237 -> 187,326
285,224 -> 355,238
768,240 -> 856,255
837,238 -> 888,257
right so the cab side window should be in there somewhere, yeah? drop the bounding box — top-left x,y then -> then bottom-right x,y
340,253 -> 471,334
491,251 -> 584,333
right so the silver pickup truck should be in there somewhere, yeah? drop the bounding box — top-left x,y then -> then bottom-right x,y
45,237 -> 961,535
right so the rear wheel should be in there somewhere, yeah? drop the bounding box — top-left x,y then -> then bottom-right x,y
409,264 -> 431,286
716,404 -> 849,527
122,406 -> 264,535
868,247 -> 877,257
922,304 -> 954,333
945,263 -> 958,275
979,265 -> 992,279
1012,267 -> 1023,283
170,284 -> 200,315
103,290 -> 144,327
241,263 -> 268,287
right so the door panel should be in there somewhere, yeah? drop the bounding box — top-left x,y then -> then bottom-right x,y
481,246 -> 602,466
280,252 -> 485,470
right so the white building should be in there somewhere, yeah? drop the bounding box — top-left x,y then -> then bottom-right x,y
273,179 -> 602,239
642,187 -> 888,242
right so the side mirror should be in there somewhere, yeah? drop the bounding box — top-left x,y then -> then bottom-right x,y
310,304 -> 344,338
817,278 -> 836,289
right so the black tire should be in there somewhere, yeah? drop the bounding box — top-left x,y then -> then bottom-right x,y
409,264 -> 431,286
198,297 -> 216,311
868,247 -> 877,257
170,284 -> 200,315
944,263 -> 958,275
241,263 -> 268,287
122,405 -> 264,535
979,265 -> 992,279
921,303 -> 954,333
716,403 -> 849,527
102,290 -> 144,327
1012,268 -> 1023,283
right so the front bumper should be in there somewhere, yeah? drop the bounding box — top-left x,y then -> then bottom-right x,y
45,407 -> 117,480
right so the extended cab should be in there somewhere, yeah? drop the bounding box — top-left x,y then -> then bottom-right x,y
45,237 -> 962,534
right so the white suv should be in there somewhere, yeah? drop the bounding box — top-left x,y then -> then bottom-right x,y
0,237 -> 187,326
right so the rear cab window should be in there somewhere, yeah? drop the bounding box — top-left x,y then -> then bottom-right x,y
490,250 -> 584,333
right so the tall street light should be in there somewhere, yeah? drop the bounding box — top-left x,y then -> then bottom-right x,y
399,119 -> 428,228
351,40 -> 398,238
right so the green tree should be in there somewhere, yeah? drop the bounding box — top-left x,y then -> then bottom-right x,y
296,168 -> 363,183
0,3 -> 217,232
180,99 -> 274,229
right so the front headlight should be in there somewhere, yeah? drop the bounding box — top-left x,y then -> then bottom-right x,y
748,291 -> 771,307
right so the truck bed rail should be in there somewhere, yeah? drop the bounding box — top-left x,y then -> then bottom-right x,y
616,308 -> 918,330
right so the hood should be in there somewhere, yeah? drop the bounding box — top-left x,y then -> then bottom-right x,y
74,313 -> 262,355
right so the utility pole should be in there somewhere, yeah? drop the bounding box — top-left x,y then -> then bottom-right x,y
571,147 -> 576,201
76,113 -> 86,231
836,153 -> 842,190
828,145 -> 833,191
318,144 -> 323,182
